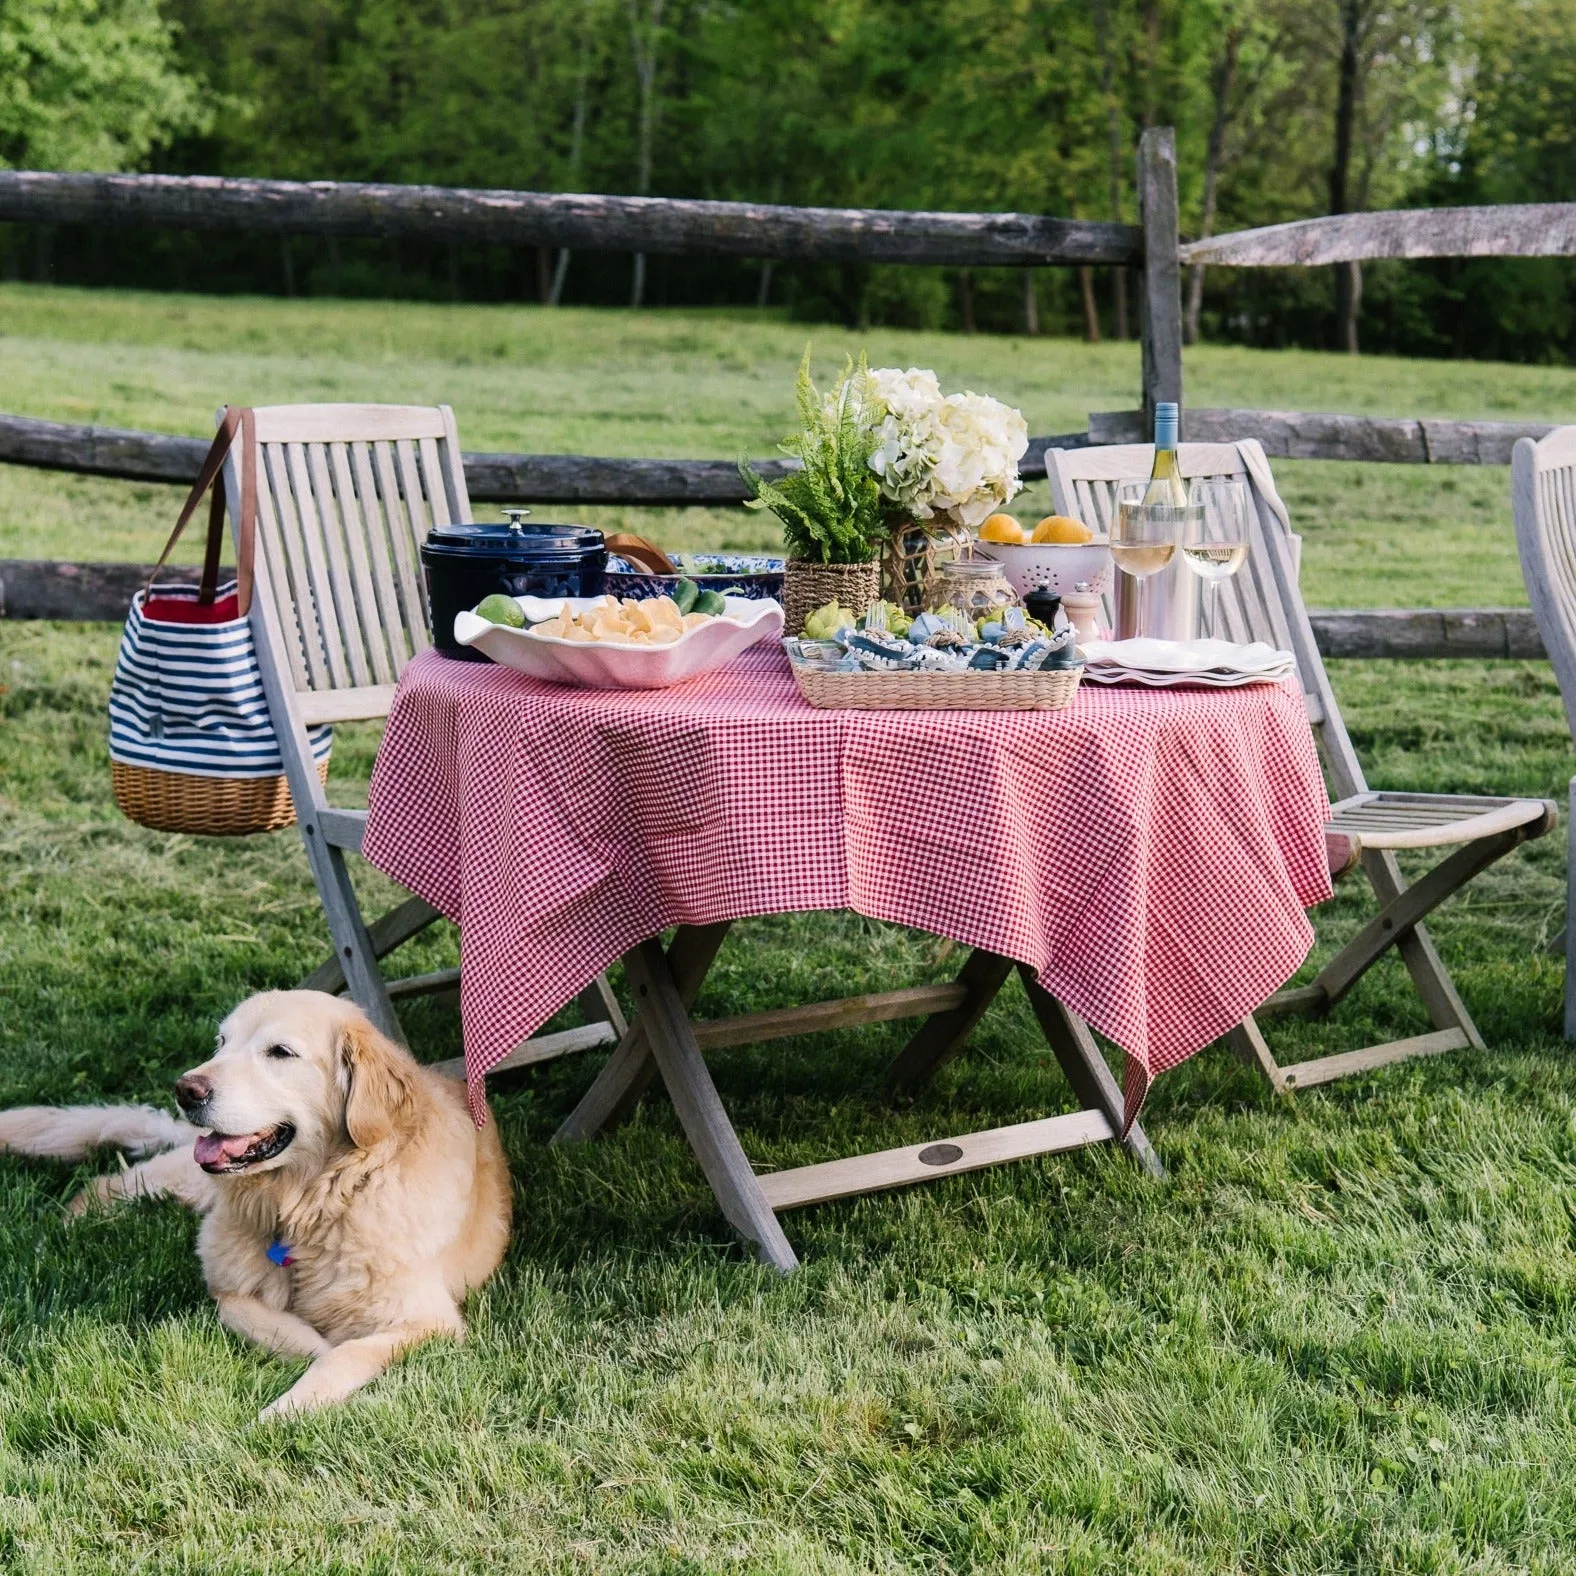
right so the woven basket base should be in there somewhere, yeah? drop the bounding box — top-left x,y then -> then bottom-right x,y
112,757 -> 330,836
791,665 -> 1083,711
783,559 -> 882,637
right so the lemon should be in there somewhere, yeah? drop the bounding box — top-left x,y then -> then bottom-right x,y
978,513 -> 1025,544
1032,515 -> 1094,545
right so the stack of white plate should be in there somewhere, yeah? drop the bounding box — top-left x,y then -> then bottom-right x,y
1080,637 -> 1297,689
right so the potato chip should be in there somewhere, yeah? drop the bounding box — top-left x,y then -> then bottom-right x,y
524,590 -> 723,652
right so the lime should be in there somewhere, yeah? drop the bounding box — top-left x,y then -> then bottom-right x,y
475,594 -> 525,628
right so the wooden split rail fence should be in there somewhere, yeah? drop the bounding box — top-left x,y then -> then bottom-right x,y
0,554 -> 1541,661
0,407 -> 1555,657
2,137 -> 1573,655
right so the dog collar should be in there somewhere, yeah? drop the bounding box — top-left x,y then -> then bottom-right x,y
266,1238 -> 295,1267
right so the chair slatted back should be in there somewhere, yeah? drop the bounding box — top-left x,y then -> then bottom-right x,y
223,404 -> 470,715
1047,439 -> 1368,801
1513,427 -> 1576,742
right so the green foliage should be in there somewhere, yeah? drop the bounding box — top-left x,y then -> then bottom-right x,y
741,347 -> 886,563
1367,0 -> 1576,361
0,0 -> 209,171
2,0 -> 1565,356
1448,0 -> 1576,204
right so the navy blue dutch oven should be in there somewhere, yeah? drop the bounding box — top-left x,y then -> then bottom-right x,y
421,509 -> 607,660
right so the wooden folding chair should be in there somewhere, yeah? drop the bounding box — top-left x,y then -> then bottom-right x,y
1049,438 -> 1556,1091
221,403 -> 623,1056
1513,426 -> 1576,1038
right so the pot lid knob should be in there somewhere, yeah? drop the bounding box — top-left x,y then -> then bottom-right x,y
502,507 -> 531,534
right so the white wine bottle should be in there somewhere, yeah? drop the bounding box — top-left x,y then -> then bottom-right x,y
1112,401 -> 1195,640
1142,401 -> 1186,507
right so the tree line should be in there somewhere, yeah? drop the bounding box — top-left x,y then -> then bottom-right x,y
2,0 -> 1574,361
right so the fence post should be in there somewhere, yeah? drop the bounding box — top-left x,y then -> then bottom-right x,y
1138,127 -> 1183,423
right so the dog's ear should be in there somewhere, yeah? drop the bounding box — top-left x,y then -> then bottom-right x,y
339,1017 -> 418,1150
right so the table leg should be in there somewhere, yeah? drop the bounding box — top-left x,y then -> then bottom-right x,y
1225,1014 -> 1287,1093
623,938 -> 799,1273
552,922 -> 730,1144
884,948 -> 1015,1092
552,929 -> 1156,1271
1017,967 -> 1165,1179
576,975 -> 628,1039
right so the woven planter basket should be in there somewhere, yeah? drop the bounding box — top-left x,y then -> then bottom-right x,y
790,664 -> 1083,712
111,757 -> 330,837
783,559 -> 882,636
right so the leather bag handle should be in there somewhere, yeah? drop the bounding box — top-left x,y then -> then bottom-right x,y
604,531 -> 677,575
145,406 -> 257,614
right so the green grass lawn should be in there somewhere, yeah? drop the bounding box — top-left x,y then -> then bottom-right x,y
4,288 -> 1576,1572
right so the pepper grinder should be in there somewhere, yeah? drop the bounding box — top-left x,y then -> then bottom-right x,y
1061,581 -> 1105,647
1023,587 -> 1063,632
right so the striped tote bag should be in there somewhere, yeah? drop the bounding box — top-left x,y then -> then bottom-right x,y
109,407 -> 331,835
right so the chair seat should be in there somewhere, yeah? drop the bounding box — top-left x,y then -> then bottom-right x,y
1328,791 -> 1555,851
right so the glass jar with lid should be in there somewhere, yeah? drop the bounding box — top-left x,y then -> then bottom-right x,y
929,556 -> 1017,621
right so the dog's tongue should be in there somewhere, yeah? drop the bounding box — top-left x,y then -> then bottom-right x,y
194,1130 -> 263,1167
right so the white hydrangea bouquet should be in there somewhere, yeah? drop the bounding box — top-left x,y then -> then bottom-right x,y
839,364 -> 1029,610
853,366 -> 1030,531
742,350 -> 1032,626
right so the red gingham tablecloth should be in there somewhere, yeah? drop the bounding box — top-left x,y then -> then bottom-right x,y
363,646 -> 1332,1126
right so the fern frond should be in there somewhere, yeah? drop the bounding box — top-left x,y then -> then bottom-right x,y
739,345 -> 885,563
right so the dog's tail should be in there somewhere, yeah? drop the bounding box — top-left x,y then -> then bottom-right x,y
0,1104 -> 191,1161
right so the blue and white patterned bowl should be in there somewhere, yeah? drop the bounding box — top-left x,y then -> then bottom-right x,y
605,552 -> 785,604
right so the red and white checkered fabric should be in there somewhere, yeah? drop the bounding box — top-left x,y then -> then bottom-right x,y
363,647 -> 1332,1126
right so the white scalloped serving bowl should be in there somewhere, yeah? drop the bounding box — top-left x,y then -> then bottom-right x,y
452,595 -> 783,689
972,538 -> 1112,598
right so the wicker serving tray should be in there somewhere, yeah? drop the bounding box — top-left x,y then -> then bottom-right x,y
789,662 -> 1083,711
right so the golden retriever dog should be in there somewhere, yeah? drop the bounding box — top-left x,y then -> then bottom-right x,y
0,990 -> 510,1418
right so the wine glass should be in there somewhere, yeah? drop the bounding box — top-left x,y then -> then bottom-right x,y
1112,479 -> 1182,582
1182,478 -> 1251,633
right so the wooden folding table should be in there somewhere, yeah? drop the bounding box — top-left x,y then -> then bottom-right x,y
549,922 -> 1162,1273
361,645 -> 1336,1271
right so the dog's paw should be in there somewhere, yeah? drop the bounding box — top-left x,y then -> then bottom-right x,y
259,1377 -> 335,1420
258,1390 -> 306,1422
65,1179 -> 113,1218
